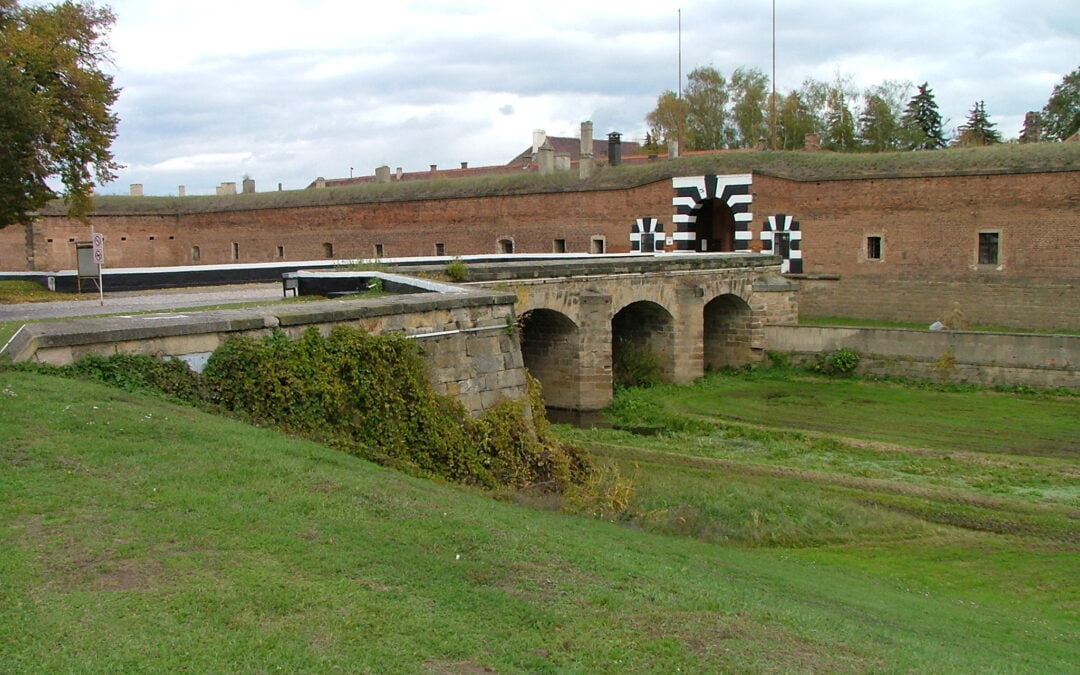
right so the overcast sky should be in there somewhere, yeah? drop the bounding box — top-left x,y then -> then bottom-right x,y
96,0 -> 1079,196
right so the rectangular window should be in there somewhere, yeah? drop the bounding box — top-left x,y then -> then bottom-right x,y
866,236 -> 882,260
277,245 -> 285,258
590,237 -> 605,254
374,243 -> 384,258
978,232 -> 999,265
434,242 -> 445,256
231,242 -> 239,260
553,238 -> 566,253
191,246 -> 201,262
498,239 -> 513,254
322,242 -> 333,258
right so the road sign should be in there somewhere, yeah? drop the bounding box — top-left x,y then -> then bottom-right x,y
92,232 -> 105,264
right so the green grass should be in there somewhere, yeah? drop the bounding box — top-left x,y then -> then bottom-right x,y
0,280 -> 85,304
2,368 -> 1078,670
607,369 -> 1080,458
34,142 -> 1080,216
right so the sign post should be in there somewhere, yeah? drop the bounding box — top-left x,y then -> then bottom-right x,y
91,231 -> 105,306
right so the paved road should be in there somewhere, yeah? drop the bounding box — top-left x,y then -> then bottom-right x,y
0,283 -> 285,322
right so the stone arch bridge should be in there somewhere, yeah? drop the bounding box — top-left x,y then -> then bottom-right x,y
4,254 -> 797,413
468,254 -> 797,410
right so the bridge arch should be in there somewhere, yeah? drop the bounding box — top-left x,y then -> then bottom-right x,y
704,293 -> 756,369
518,308 -> 581,410
612,300 -> 676,387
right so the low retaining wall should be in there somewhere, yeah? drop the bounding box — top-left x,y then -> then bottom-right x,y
766,324 -> 1079,389
2,282 -> 526,415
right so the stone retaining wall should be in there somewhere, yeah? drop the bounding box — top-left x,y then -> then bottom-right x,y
766,324 -> 1079,389
2,286 -> 526,415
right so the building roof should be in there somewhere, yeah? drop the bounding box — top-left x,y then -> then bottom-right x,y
506,136 -> 642,166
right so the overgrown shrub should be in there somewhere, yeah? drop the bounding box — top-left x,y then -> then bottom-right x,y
446,257 -> 468,282
68,353 -> 203,401
812,348 -> 861,376
613,341 -> 663,389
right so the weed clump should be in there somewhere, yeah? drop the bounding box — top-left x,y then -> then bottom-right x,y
445,257 -> 468,282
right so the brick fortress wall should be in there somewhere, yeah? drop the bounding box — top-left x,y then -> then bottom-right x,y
8,169 -> 1078,330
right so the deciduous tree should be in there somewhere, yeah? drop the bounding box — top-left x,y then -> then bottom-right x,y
729,67 -> 769,149
1040,66 -> 1080,141
0,0 -> 121,228
645,90 -> 688,150
684,65 -> 732,150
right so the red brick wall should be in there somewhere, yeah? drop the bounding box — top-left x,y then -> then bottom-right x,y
12,169 -> 1078,329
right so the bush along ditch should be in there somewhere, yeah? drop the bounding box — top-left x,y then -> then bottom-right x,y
20,326 -> 598,496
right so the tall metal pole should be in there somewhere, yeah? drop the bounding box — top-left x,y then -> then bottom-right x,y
678,8 -> 682,99
770,0 -> 777,151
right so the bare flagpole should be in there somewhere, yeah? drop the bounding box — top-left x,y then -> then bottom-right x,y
678,8 -> 682,99
771,0 -> 778,150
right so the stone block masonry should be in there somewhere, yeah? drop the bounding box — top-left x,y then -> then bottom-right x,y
3,286 -> 526,416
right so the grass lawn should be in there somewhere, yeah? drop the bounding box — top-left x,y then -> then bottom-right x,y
2,368 -> 1078,671
799,314 -> 1080,336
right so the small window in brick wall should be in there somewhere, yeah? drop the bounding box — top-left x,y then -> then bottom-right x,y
231,242 -> 239,260
277,245 -> 285,258
434,242 -> 445,256
498,239 -> 514,254
323,243 -> 333,258
191,246 -> 201,262
553,239 -> 566,253
866,236 -> 882,260
590,237 -> 606,254
978,232 -> 999,265
374,243 -> 384,258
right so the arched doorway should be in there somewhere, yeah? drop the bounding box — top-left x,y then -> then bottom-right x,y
611,301 -> 675,388
518,309 -> 580,410
703,293 -> 755,369
694,199 -> 737,252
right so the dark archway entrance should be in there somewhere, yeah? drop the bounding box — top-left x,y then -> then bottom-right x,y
694,199 -> 737,252
703,293 -> 755,369
518,308 -> 580,410
611,301 -> 675,388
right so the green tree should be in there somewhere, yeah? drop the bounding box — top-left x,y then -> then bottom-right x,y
857,81 -> 910,151
684,65 -> 732,150
645,90 -> 688,150
1018,111 -> 1044,143
0,0 -> 121,228
729,66 -> 769,148
822,86 -> 857,151
777,91 -> 816,150
1040,66 -> 1080,141
901,82 -> 947,149
955,100 -> 1001,146
858,93 -> 900,151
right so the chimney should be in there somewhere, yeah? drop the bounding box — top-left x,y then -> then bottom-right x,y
579,121 -> 595,179
460,161 -> 468,169
430,164 -> 437,173
538,140 -> 555,176
178,185 -> 186,197
667,138 -> 679,159
532,128 -> 546,155
129,184 -> 143,197
315,177 -> 326,189
607,132 -> 622,167
396,167 -> 403,180
375,165 -> 391,183
242,178 -> 255,193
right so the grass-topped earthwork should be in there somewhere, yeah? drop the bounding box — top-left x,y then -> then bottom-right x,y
3,367 -> 1078,671
0,280 -> 85,304
34,142 -> 1080,217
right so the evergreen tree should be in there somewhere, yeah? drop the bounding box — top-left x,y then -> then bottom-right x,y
901,82 -> 947,149
956,100 -> 1001,146
858,93 -> 901,151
